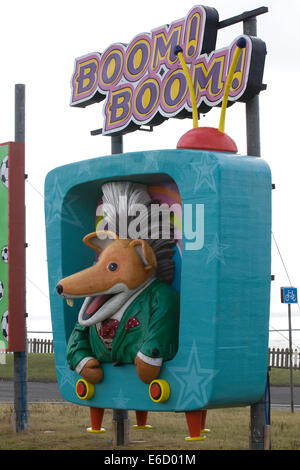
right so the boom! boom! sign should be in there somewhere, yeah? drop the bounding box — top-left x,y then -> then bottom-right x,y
70,5 -> 266,135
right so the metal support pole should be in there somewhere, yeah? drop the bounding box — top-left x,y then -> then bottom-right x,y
243,17 -> 261,158
245,94 -> 261,157
250,393 -> 266,450
288,303 -> 294,413
13,84 -> 29,432
111,134 -> 123,155
243,17 -> 269,449
15,85 -> 25,143
111,133 -> 130,446
112,409 -> 130,446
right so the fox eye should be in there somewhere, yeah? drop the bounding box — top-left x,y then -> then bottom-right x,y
108,262 -> 118,272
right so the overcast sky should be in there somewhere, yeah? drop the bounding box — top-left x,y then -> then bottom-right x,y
0,0 -> 299,347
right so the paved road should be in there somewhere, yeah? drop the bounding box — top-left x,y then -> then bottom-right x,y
0,381 -> 300,409
270,386 -> 300,410
0,381 -> 67,403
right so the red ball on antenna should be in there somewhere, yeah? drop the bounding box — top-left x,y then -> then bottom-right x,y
177,127 -> 238,153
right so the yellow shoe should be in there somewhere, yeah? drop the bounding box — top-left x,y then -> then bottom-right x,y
132,424 -> 153,429
86,427 -> 106,433
185,435 -> 206,441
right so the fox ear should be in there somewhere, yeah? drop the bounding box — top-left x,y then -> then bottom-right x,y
130,239 -> 157,271
83,230 -> 118,253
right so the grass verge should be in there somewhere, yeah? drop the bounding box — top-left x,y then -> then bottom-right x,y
0,404 -> 299,450
0,353 -> 57,382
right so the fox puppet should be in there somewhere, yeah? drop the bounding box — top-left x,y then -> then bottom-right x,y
56,182 -> 180,385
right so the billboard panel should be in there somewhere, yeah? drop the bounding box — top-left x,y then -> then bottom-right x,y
0,145 -> 8,349
0,142 -> 25,352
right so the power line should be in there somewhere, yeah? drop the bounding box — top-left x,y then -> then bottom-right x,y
269,324 -> 300,349
25,179 -> 44,199
272,231 -> 293,285
272,231 -> 300,312
270,231 -> 300,348
26,277 -> 49,299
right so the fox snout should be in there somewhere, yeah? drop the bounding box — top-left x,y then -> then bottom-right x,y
56,234 -> 157,300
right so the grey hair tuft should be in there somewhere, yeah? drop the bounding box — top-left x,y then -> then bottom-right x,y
100,181 -> 176,284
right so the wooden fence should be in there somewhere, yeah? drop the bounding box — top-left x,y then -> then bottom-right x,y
27,338 -> 54,354
23,340 -> 300,370
268,347 -> 300,370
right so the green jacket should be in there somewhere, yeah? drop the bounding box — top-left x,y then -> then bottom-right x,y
66,279 -> 180,370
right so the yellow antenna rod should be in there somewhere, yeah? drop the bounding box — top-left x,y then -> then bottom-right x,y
219,37 -> 247,133
174,45 -> 198,129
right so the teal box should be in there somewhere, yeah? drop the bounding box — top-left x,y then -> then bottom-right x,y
45,148 -> 271,411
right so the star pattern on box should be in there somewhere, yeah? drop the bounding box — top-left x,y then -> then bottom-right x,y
45,176 -> 84,229
205,232 -> 230,265
56,361 -> 77,389
168,340 -> 218,409
112,388 -> 131,408
190,153 -> 218,193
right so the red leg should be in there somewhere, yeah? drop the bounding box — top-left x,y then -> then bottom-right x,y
87,407 -> 106,433
132,410 -> 152,429
185,410 -> 206,441
200,409 -> 207,430
200,409 -> 210,433
136,410 -> 148,426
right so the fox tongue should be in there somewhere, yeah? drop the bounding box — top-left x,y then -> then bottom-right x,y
86,295 -> 111,316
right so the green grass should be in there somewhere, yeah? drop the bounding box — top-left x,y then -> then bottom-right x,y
269,368 -> 300,386
0,404 -> 299,450
1,353 -> 300,386
0,353 -> 57,382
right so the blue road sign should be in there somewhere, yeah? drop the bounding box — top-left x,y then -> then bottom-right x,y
281,287 -> 298,304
